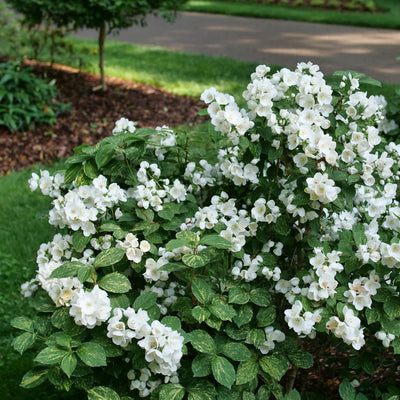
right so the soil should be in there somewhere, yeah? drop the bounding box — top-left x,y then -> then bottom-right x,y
0,60 -> 206,175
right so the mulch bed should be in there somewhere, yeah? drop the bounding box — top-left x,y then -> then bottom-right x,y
0,60 -> 206,174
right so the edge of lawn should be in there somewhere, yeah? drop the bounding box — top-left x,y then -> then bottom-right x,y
182,0 -> 400,30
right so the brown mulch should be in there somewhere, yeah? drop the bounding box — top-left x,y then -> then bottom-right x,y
0,60 -> 206,175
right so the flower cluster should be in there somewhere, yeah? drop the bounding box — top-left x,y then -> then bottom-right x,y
190,192 -> 257,252
28,170 -> 64,197
141,281 -> 185,315
343,271 -> 380,310
218,146 -> 259,186
232,253 -> 263,282
305,172 -> 341,204
69,285 -> 111,329
148,125 -> 177,161
127,368 -> 161,398
129,161 -> 187,211
113,117 -> 136,134
258,326 -> 285,354
184,159 -> 221,190
40,175 -> 128,236
117,233 -> 151,263
251,198 -> 281,223
201,87 -> 254,145
107,307 -> 184,378
307,248 -> 344,302
326,306 -> 365,350
375,331 -> 395,348
284,300 -> 322,337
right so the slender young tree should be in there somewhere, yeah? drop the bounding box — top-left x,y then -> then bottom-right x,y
6,0 -> 187,91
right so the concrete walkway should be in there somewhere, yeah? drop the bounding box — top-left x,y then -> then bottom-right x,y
76,12 -> 400,84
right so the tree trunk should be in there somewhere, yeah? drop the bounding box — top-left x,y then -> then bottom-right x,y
98,20 -> 106,91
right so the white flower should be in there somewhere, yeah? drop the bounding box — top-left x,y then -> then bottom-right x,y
69,285 -> 111,329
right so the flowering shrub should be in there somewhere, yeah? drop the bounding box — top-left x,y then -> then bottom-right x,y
13,63 -> 400,399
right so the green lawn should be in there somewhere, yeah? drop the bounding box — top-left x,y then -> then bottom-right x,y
0,36 -> 262,99
183,0 -> 400,29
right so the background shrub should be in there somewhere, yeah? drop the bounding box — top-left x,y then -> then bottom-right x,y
0,61 -> 70,132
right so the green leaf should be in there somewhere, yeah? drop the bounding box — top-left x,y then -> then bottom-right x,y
64,163 -> 83,185
99,272 -> 131,293
191,277 -> 213,304
291,191 -> 310,206
12,332 -> 36,354
35,346 -> 68,365
392,338 -> 400,354
50,261 -> 88,279
160,262 -> 189,272
20,368 -> 48,389
72,230 -> 92,251
383,297 -> 400,320
10,316 -> 34,332
259,354 -> 290,381
61,353 -> 77,378
159,383 -> 185,400
228,287 -> 250,305
136,207 -> 155,222
189,330 -> 216,354
197,108 -> 208,116
360,76 -> 382,87
177,230 -> 200,245
110,294 -> 131,310
95,144 -> 115,168
187,381 -> 216,400
212,355 -> 235,388
236,358 -> 259,385
94,248 -> 125,268
158,203 -> 181,221
246,329 -> 265,347
182,253 -> 209,268
288,350 -> 313,369
233,304 -> 253,327
192,353 -> 212,377
225,324 -> 249,340
222,342 -> 251,361
256,307 -> 276,327
205,315 -> 223,330
199,234 -> 232,249
133,292 -> 158,311
51,308 -> 84,336
283,389 -> 301,400
353,224 -> 367,246
165,238 -> 192,252
268,147 -> 283,163
88,386 -> 120,400
161,316 -> 182,331
339,380 -> 356,400
243,392 -> 256,400
192,306 -> 211,323
83,159 -> 98,179
218,387 -> 241,400
344,257 -> 361,274
54,332 -> 72,349
249,288 -> 271,307
209,298 -> 236,321
77,342 -> 107,367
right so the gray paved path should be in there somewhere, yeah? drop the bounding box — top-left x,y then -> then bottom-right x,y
76,12 -> 400,84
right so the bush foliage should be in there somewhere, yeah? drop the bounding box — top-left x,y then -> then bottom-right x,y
0,61 -> 70,132
12,63 -> 400,399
